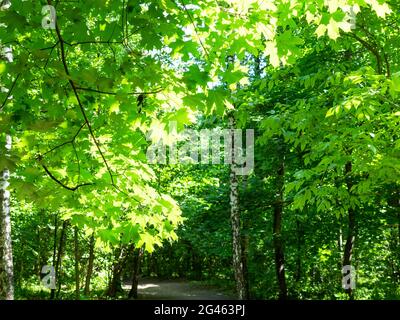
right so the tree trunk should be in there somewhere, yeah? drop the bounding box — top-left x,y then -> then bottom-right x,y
74,226 -> 80,299
397,210 -> 400,281
295,218 -> 303,283
337,217 -> 344,273
53,220 -> 68,299
37,210 -> 47,278
241,232 -> 250,298
0,134 -> 14,300
84,233 -> 95,296
229,116 -> 248,300
394,191 -> 400,281
398,210 -> 400,284
388,189 -> 400,284
128,247 -> 144,299
342,161 -> 356,299
49,213 -> 58,299
241,176 -> 250,298
273,142 -> 287,300
191,251 -> 202,280
0,18 -> 15,299
107,246 -> 127,297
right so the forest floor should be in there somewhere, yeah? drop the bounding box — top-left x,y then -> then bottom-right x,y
123,278 -> 235,300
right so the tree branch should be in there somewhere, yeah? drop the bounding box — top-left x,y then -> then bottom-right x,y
65,40 -> 123,46
75,86 -> 163,96
47,0 -> 119,191
40,41 -> 60,51
0,73 -> 20,112
42,122 -> 86,156
345,32 -> 383,75
172,0 -> 210,59
358,23 -> 391,78
41,163 -> 93,192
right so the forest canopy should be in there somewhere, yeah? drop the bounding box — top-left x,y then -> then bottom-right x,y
0,0 -> 399,301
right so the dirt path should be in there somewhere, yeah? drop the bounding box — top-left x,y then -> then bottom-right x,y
123,279 -> 235,300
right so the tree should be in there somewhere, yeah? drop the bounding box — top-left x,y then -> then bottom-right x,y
229,115 -> 249,299
0,0 -> 14,298
0,134 -> 13,300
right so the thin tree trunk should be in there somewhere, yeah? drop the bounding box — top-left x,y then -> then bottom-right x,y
49,213 -> 58,299
74,226 -> 80,299
191,251 -> 201,280
37,210 -> 47,278
0,134 -> 14,300
0,18 -> 14,299
241,232 -> 250,298
397,212 -> 400,268
295,218 -> 303,283
342,161 -> 356,299
229,116 -> 248,300
273,142 -> 287,300
128,247 -> 144,299
37,212 -> 41,277
389,190 -> 400,284
54,220 -> 68,299
337,217 -> 344,275
107,246 -> 127,297
241,176 -> 250,298
398,210 -> 400,284
0,171 -> 13,300
84,233 -> 95,296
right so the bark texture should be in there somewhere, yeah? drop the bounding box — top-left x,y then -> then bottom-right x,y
229,116 -> 248,300
0,134 -> 14,300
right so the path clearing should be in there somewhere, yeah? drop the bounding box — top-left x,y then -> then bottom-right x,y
123,279 -> 235,300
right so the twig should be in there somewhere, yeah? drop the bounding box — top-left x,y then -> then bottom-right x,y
43,41 -> 59,70
41,163 -> 93,191
75,86 -> 163,96
40,41 -> 60,51
0,73 -> 20,112
42,122 -> 86,156
172,0 -> 209,59
65,40 -> 123,46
